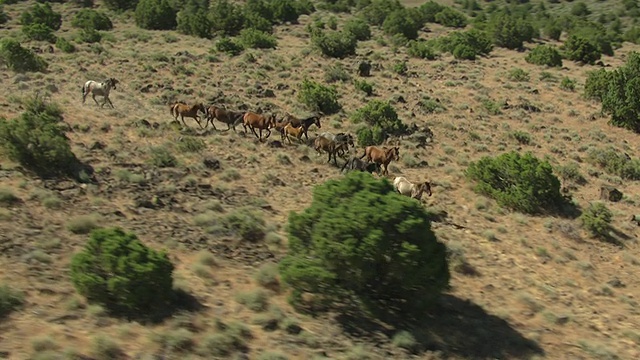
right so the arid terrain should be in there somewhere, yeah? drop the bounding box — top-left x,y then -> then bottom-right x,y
1,0 -> 640,359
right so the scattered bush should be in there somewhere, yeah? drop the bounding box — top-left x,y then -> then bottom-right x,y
297,79 -> 341,114
0,7 -> 8,26
580,202 -> 612,238
487,11 -> 536,50
324,63 -> 351,83
55,37 -> 76,53
354,79 -> 374,96
0,283 -> 24,318
20,2 -> 61,30
209,0 -> 246,36
310,28 -> 357,58
22,23 -> 57,42
279,171 -> 450,314
177,0 -> 212,38
148,146 -> 177,167
466,151 -> 564,214
560,77 -> 576,92
135,0 -> 177,30
71,9 -> 113,31
0,95 -> 78,177
383,8 -> 423,40
434,7 -> 467,28
361,0 -> 404,26
407,40 -> 436,59
103,0 -> 139,11
343,18 -> 371,41
239,28 -> 277,49
216,37 -> 244,56
66,214 -> 101,234
433,28 -> 493,60
70,227 -> 175,316
351,100 -> 407,145
562,35 -> 601,65
525,45 -> 562,67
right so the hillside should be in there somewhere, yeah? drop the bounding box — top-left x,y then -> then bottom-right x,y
1,0 -> 640,359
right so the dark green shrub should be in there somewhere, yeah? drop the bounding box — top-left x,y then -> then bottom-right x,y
525,45 -> 562,67
20,2 -> 61,30
0,95 -> 78,177
239,28 -> 277,49
70,227 -> 175,316
149,146 -> 177,168
624,27 -> 640,44
592,52 -> 640,132
103,0 -> 139,11
571,2 -> 591,17
0,284 -> 24,319
177,0 -> 213,38
0,38 -> 48,72
77,28 -> 102,43
56,37 -> 76,54
562,34 -> 601,64
0,7 -> 9,25
466,151 -> 564,214
434,28 -> 493,59
343,18 -> 371,41
356,126 -> 385,146
297,79 -> 341,114
544,21 -> 562,41
279,171 -> 450,314
566,21 -> 613,57
216,37 -> 245,56
354,79 -> 374,96
135,0 -> 177,30
208,0 -> 246,36
71,9 -> 113,31
583,68 -> 612,101
560,77 -> 576,92
392,60 -> 407,75
361,0 -> 403,26
434,7 -> 467,28
580,202 -> 612,238
310,28 -> 357,58
351,100 -> 407,143
418,1 -> 445,23
270,0 -> 302,24
407,40 -> 436,59
23,23 -> 57,42
383,8 -> 422,40
487,11 -> 536,50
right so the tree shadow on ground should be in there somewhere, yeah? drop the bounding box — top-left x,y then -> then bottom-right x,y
108,289 -> 207,325
336,295 -> 544,359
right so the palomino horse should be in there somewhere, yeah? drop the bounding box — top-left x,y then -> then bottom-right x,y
393,176 -> 432,200
360,146 -> 400,176
82,78 -> 119,108
171,102 -> 207,128
283,123 -> 305,144
205,105 -> 245,132
280,113 -> 322,140
243,112 -> 276,140
341,156 -> 380,174
314,135 -> 349,166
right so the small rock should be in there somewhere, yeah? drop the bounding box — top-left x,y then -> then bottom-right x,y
203,157 -> 221,170
262,319 -> 279,331
284,323 -> 303,335
90,141 -> 106,150
607,277 -> 625,288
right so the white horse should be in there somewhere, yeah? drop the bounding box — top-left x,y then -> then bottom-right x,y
393,176 -> 432,199
82,78 -> 119,108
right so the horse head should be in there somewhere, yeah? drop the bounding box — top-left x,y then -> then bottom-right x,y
314,116 -> 322,129
198,103 -> 206,114
110,78 -> 119,90
388,146 -> 400,161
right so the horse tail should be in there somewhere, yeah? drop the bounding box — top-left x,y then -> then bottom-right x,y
170,103 -> 176,117
359,148 -> 367,160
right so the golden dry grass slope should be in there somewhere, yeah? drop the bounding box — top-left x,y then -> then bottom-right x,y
1,0 -> 640,359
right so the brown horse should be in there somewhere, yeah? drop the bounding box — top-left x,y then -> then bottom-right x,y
280,113 -> 322,140
283,123 -> 305,144
314,136 -> 349,165
206,105 -> 245,132
171,102 -> 207,128
360,146 -> 400,175
243,112 -> 276,140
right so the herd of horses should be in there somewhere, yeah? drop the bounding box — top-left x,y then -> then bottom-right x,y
81,78 -> 433,201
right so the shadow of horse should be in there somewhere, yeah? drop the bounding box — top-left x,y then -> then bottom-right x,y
335,295 -> 544,359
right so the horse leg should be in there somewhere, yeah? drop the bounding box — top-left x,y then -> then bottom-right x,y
194,116 -> 204,129
92,93 -> 100,107
105,96 -> 115,109
264,128 -> 271,140
180,115 -> 189,129
250,126 -> 260,139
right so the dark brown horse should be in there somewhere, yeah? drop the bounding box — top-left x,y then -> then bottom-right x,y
360,146 -> 400,175
171,102 -> 207,128
205,105 -> 245,132
243,112 -> 276,140
279,112 -> 322,140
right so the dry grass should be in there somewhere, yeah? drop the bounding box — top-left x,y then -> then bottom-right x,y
0,0 -> 640,359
